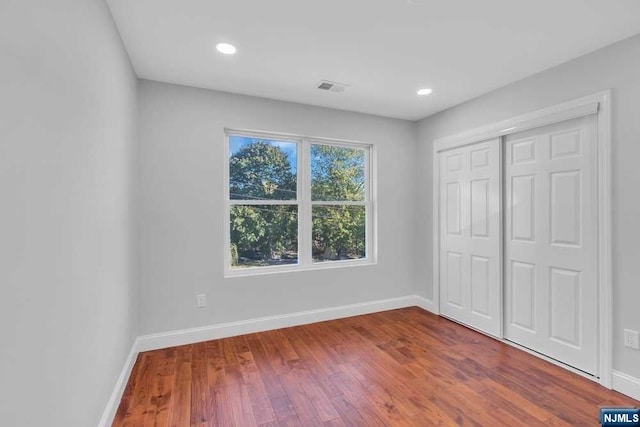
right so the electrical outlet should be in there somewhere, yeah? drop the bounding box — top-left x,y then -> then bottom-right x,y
624,329 -> 639,350
196,294 -> 206,309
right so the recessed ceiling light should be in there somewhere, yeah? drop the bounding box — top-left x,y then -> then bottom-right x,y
417,88 -> 433,96
216,42 -> 237,55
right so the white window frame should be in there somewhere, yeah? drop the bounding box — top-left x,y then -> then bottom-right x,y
223,128 -> 376,277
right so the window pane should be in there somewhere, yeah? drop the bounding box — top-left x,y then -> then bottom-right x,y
311,144 -> 365,201
230,205 -> 298,268
229,136 -> 297,200
312,205 -> 365,262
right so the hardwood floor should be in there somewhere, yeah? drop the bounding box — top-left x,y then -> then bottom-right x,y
113,307 -> 638,426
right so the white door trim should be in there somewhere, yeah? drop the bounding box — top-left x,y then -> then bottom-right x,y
433,94 -> 600,153
431,90 -> 612,388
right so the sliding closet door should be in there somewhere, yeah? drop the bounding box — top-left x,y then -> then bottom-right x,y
439,138 -> 501,337
504,115 -> 598,375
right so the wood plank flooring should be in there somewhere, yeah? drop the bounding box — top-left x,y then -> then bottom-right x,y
113,307 -> 638,426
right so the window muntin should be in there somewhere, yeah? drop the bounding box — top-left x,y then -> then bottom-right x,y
225,131 -> 374,275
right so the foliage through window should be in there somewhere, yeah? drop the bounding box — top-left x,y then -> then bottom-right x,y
226,132 -> 373,273
311,145 -> 366,262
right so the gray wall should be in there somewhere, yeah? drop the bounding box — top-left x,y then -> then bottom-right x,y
2,2 -> 638,421
416,33 -> 640,379
137,80 -> 418,335
0,1 -> 138,426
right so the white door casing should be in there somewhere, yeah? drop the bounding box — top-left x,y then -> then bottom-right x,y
439,138 -> 502,337
504,115 -> 598,375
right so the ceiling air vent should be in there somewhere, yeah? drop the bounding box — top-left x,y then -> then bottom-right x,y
317,80 -> 349,93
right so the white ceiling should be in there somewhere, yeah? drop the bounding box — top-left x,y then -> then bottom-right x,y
106,0 -> 640,120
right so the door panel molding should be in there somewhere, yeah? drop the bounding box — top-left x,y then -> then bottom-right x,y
504,115 -> 597,375
431,90 -> 612,388
439,140 -> 502,337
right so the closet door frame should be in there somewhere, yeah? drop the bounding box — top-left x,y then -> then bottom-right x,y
430,90 -> 612,388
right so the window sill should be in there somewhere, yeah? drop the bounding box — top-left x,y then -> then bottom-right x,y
224,258 -> 377,278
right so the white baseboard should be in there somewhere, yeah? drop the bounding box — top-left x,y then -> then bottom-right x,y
137,295 -> 419,352
97,338 -> 140,427
612,370 -> 640,401
414,296 -> 436,314
97,293 -> 441,425
96,297 -> 640,425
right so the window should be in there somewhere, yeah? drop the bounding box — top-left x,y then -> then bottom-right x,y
225,130 -> 375,275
